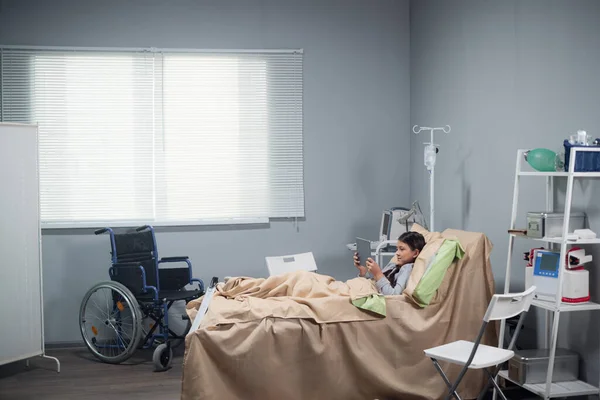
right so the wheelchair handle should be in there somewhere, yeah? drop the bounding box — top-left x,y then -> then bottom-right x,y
94,228 -> 108,235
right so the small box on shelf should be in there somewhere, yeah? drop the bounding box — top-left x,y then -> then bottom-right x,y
508,348 -> 578,385
564,140 -> 600,172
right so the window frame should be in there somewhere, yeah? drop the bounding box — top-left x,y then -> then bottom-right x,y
0,45 -> 304,229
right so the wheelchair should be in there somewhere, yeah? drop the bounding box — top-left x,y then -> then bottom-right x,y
78,225 -> 205,371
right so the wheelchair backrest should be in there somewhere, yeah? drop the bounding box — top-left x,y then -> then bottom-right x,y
112,230 -> 159,291
113,230 -> 156,260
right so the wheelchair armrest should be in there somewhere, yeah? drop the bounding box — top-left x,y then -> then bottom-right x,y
160,256 -> 189,263
191,278 -> 205,293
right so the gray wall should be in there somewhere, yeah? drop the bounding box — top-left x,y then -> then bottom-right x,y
410,0 -> 600,389
0,0 -> 411,343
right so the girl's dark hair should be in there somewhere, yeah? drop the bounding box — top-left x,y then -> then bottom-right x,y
397,231 -> 426,252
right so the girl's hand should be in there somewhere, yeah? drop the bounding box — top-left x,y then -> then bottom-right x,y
354,253 -> 368,277
366,258 -> 384,280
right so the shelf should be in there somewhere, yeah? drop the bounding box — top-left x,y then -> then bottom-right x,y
532,298 -> 600,312
534,237 -> 600,245
506,149 -> 600,398
499,370 -> 599,398
519,171 -> 568,177
519,171 -> 600,177
573,172 -> 600,177
510,234 -> 600,245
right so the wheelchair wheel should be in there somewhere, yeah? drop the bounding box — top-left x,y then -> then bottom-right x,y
152,343 -> 173,372
79,281 -> 143,364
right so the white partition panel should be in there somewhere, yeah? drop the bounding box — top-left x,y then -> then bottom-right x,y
0,123 -> 58,370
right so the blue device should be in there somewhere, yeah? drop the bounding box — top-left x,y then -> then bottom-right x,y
533,250 -> 560,277
532,250 -> 561,301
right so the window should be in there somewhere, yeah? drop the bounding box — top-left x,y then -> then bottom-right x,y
0,47 -> 304,227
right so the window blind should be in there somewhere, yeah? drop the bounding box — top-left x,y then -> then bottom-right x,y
0,47 -> 304,227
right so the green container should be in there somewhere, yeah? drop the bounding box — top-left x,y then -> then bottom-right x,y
525,148 -> 557,172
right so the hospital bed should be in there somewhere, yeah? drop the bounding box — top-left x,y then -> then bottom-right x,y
181,224 -> 498,400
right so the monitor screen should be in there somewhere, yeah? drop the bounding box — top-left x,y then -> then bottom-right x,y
381,212 -> 391,236
539,252 -> 559,271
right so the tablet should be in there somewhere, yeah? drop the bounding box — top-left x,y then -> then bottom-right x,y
356,237 -> 373,266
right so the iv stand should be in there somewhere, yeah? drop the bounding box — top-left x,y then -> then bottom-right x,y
412,124 -> 451,232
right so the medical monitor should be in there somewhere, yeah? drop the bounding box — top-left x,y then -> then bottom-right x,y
380,211 -> 391,240
533,250 -> 560,278
532,250 -> 561,302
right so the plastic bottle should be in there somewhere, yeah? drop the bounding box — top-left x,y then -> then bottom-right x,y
424,144 -> 436,171
554,149 -> 565,171
524,148 -> 557,172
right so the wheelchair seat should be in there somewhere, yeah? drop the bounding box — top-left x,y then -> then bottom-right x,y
136,289 -> 204,302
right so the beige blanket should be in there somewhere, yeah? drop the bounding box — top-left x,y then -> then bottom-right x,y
181,227 -> 497,400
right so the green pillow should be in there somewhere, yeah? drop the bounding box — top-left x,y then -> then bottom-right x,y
412,239 -> 465,307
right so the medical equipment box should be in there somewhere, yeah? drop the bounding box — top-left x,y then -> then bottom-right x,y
526,211 -> 586,239
563,140 -> 600,172
508,349 -> 579,384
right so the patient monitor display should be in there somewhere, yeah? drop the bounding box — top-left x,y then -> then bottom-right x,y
380,208 -> 410,241
532,250 -> 560,302
381,213 -> 391,239
379,203 -> 428,242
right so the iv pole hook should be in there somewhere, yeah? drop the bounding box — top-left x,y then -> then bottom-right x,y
412,125 -> 451,135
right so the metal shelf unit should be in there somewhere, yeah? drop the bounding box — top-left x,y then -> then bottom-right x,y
498,147 -> 600,399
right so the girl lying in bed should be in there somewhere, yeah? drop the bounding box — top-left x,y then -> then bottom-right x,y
354,231 -> 426,295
